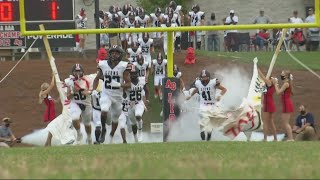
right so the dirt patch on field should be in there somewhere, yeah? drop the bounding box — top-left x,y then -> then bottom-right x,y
0,51 -> 319,142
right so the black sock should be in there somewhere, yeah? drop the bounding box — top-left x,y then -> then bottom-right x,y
207,132 -> 212,141
200,131 -> 205,141
95,127 -> 101,142
101,115 -> 106,130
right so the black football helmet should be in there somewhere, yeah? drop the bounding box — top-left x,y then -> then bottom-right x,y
108,45 -> 123,62
72,63 -> 84,79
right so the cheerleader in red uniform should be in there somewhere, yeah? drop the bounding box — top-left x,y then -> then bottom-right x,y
258,68 -> 277,141
272,70 -> 294,141
38,74 -> 58,123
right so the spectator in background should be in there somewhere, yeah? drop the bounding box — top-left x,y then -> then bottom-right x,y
253,9 -> 272,24
289,10 -> 304,34
255,29 -> 270,51
292,104 -> 317,141
305,8 -> 319,51
0,117 -> 20,148
75,8 -> 88,55
253,9 -> 271,36
206,13 -> 219,51
290,28 -> 306,51
225,10 -> 239,52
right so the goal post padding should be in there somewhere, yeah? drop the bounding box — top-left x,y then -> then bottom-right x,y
162,77 -> 180,142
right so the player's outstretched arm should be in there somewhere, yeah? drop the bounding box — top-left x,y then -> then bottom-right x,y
93,69 -> 103,90
215,80 -> 227,101
121,70 -> 131,90
186,88 -> 198,100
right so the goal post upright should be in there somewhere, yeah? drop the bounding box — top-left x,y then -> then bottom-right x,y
39,24 -> 66,106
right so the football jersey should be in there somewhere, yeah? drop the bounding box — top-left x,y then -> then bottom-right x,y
91,91 -> 101,111
138,38 -> 153,55
118,11 -> 130,28
127,47 -> 142,63
121,95 -> 131,116
99,17 -> 106,29
99,60 -> 129,97
150,13 -> 164,27
173,5 -> 182,26
128,79 -> 145,103
125,17 -> 137,28
163,13 -> 179,25
188,11 -> 205,26
133,61 -> 149,77
135,15 -> 150,27
152,59 -> 167,76
195,79 -> 217,105
106,12 -> 119,20
75,14 -> 87,29
68,75 -> 94,105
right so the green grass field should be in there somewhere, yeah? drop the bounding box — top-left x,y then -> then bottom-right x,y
4,51 -> 319,179
197,51 -> 320,70
1,142 -> 320,179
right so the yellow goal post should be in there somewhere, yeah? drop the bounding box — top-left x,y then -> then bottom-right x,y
19,0 -> 320,77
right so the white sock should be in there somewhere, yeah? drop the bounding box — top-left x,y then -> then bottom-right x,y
77,129 -> 81,135
137,120 -> 143,130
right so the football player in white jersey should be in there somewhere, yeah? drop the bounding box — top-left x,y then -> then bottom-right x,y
125,11 -> 139,47
168,1 -> 184,51
118,4 -> 132,51
150,7 -> 164,39
188,4 -> 205,49
152,52 -> 167,101
92,45 -> 131,143
117,91 -> 131,144
75,8 -> 87,54
65,64 -> 94,144
173,64 -> 185,92
135,8 -> 150,28
91,90 -> 102,144
138,33 -> 154,68
133,55 -> 150,102
186,70 -> 227,141
161,20 -> 177,57
127,44 -> 142,63
127,65 -> 146,142
135,8 -> 150,39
